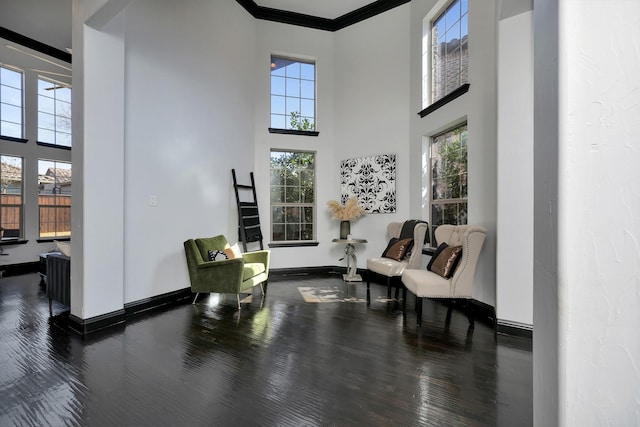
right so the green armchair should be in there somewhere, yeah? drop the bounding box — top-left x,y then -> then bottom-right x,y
183,235 -> 270,309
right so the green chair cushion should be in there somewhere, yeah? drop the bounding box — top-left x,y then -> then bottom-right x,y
243,262 -> 266,280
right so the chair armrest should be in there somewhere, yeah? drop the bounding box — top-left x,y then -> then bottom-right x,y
241,250 -> 270,273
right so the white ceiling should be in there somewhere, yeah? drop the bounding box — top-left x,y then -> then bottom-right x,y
255,0 -> 377,20
0,0 -> 377,60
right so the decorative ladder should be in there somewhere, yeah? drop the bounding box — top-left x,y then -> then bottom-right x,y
231,169 -> 264,252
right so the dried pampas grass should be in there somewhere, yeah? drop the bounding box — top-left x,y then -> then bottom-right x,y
327,197 -> 366,221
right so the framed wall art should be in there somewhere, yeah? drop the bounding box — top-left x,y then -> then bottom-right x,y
340,153 -> 396,214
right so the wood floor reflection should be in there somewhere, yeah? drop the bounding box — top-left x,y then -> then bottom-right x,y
0,273 -> 532,426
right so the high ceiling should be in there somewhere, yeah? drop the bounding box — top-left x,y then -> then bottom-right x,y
255,0 -> 377,20
0,0 -> 379,55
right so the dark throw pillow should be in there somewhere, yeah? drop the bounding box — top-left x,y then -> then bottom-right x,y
429,245 -> 463,279
208,249 -> 228,261
382,238 -> 414,262
426,242 -> 449,270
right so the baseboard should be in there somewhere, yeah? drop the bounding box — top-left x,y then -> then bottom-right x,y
124,288 -> 193,316
496,319 -> 533,339
67,309 -> 126,336
270,266 -> 334,277
0,261 -> 39,277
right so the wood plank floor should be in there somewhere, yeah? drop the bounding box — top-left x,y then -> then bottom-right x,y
0,273 -> 532,426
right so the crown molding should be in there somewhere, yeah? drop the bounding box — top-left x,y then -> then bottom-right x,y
236,0 -> 411,31
0,26 -> 72,64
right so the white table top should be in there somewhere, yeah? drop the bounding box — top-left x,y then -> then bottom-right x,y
331,238 -> 367,244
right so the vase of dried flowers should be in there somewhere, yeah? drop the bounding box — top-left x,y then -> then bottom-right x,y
339,220 -> 350,240
327,197 -> 366,239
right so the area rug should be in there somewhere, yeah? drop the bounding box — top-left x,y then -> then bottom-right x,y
297,286 -> 366,303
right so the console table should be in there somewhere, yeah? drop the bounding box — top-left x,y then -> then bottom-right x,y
332,238 -> 367,282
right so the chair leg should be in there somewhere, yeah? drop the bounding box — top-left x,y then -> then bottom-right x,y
386,277 -> 392,299
402,287 -> 407,318
237,294 -> 241,310
366,271 -> 371,305
416,296 -> 423,327
192,292 -> 199,305
49,298 -> 53,316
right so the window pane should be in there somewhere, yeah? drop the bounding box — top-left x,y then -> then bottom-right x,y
270,150 -> 315,242
300,63 -> 314,80
271,186 -> 284,203
272,224 -> 285,241
270,57 -> 287,76
56,87 -> 71,103
300,80 -> 314,99
37,78 -> 72,147
56,132 -> 72,147
0,155 -> 23,238
38,112 -> 55,130
1,122 -> 21,138
271,76 -> 285,96
39,95 -> 55,114
2,86 -> 22,107
271,114 -> 286,129
285,97 -> 300,117
1,67 -> 22,89
286,78 -> 300,98
300,99 -> 314,117
271,95 -> 285,115
270,56 -> 316,130
38,159 -> 72,238
284,61 -> 300,78
430,124 -> 467,227
38,128 -> 55,144
428,0 -> 468,104
1,103 -> 21,123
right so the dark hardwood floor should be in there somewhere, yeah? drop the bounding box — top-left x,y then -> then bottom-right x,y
0,272 -> 532,426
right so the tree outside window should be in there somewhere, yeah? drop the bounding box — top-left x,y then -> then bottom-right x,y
270,151 -> 315,242
430,123 -> 468,229
37,77 -> 72,147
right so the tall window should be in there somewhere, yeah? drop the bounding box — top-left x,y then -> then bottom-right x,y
270,56 -> 315,131
38,77 -> 72,147
0,66 -> 24,139
430,123 -> 467,227
425,0 -> 469,106
0,155 -> 23,239
270,151 -> 315,242
38,160 -> 72,238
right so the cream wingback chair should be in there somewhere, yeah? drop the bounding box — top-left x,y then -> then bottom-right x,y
401,225 -> 487,327
366,221 -> 428,302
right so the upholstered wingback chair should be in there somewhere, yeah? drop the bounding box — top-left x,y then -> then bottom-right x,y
366,221 -> 428,301
401,225 -> 487,327
183,235 -> 270,309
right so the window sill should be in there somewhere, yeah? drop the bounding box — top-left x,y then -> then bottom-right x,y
418,83 -> 470,118
0,239 -> 28,246
0,135 -> 28,144
268,241 -> 319,248
36,141 -> 72,150
37,237 -> 70,243
268,128 -> 319,137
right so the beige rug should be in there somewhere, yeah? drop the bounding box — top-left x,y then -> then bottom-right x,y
297,286 -> 366,303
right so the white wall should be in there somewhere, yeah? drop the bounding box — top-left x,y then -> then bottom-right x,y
332,4 -> 412,264
253,21 -> 335,269
252,5 -> 412,269
496,10 -> 533,326
410,0 -> 498,307
558,1 -> 640,424
122,0 -> 257,302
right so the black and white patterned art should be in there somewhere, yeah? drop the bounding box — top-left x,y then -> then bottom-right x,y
340,153 -> 396,214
